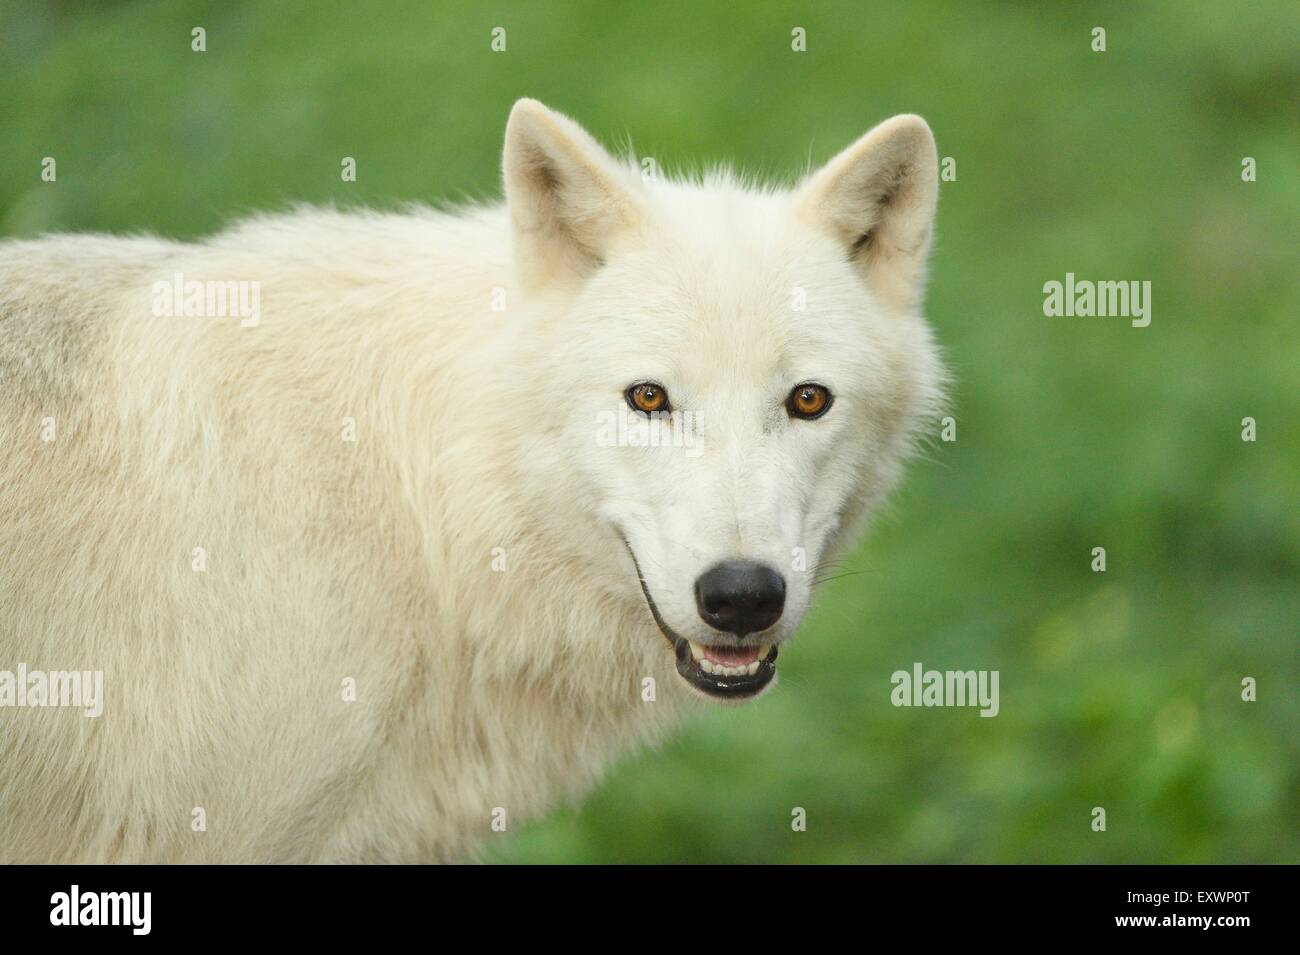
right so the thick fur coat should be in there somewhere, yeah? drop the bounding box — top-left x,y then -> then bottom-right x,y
0,100 -> 943,862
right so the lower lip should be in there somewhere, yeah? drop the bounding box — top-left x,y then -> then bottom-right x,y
674,640 -> 779,699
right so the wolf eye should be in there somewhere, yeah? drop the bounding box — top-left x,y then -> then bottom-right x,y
787,383 -> 833,420
626,382 -> 670,415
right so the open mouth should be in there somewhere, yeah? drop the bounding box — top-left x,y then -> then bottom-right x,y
623,538 -> 779,700
674,638 -> 778,699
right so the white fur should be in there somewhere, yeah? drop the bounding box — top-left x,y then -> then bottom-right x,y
0,100 -> 943,862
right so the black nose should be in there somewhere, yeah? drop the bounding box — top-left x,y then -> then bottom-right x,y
694,561 -> 786,637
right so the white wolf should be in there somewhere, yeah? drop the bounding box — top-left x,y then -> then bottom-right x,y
0,100 -> 944,862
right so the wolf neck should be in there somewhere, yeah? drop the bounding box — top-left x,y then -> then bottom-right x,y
392,424 -> 686,847
348,269 -> 687,838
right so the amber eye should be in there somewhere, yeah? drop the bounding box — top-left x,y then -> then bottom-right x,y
626,382 -> 670,415
787,383 -> 833,420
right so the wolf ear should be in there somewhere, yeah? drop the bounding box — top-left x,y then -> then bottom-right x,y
503,99 -> 642,291
794,115 -> 939,313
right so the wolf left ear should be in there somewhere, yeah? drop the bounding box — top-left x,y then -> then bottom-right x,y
503,99 -> 642,291
794,115 -> 939,313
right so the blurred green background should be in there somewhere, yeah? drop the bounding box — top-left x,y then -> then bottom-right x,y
2,0 -> 1295,863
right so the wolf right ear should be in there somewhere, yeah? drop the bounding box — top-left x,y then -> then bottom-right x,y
503,99 -> 642,291
794,115 -> 939,313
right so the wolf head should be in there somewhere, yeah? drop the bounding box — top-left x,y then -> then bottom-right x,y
502,99 -> 944,702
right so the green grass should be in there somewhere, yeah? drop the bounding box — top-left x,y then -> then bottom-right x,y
3,0 -> 1296,862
